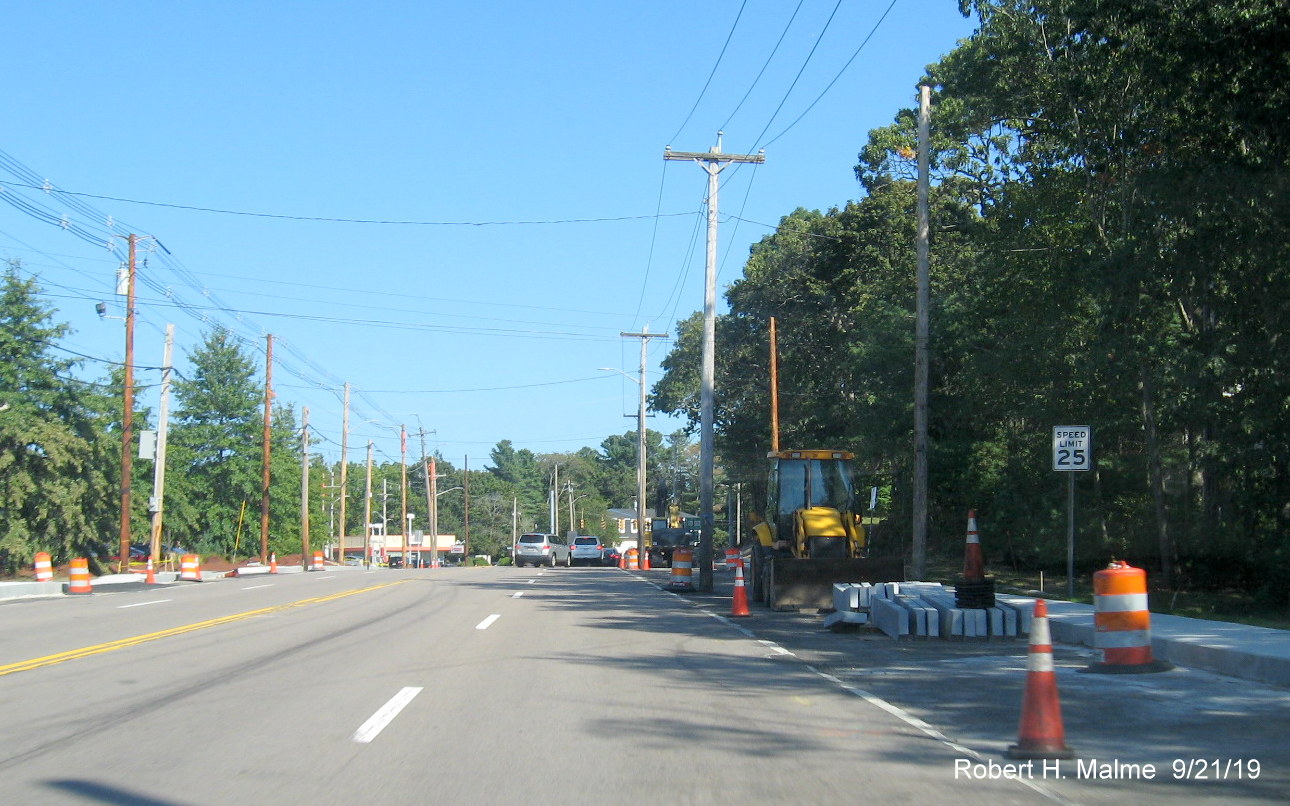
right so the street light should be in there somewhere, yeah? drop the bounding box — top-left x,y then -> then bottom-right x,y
600,367 -> 648,560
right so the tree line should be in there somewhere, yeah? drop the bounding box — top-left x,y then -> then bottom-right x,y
653,0 -> 1290,602
0,263 -> 699,574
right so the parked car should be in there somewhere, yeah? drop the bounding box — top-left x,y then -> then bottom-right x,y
569,536 -> 604,566
387,556 -> 404,569
602,547 -> 622,567
513,533 -> 570,567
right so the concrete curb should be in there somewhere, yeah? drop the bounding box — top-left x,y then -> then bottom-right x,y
999,595 -> 1290,688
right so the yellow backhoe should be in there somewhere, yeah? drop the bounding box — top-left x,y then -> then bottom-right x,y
747,449 -> 904,610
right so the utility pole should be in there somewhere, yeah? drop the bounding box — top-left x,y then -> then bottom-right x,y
400,425 -> 408,561
463,455 -> 471,558
664,133 -> 764,592
418,428 -> 437,566
148,323 -> 174,564
338,382 -> 350,561
913,85 -> 932,582
551,464 -> 559,536
260,334 -> 274,564
301,406 -> 311,569
364,440 -> 374,566
769,316 -> 780,454
620,327 -> 668,572
117,234 -> 138,574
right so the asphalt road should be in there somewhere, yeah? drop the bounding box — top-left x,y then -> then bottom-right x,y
0,566 -> 1285,805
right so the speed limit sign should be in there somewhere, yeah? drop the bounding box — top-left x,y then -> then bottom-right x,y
1053,426 -> 1092,471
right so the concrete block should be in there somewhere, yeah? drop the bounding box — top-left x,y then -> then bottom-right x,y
871,597 -> 910,638
832,583 -> 864,612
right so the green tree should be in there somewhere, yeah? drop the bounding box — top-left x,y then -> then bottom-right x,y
166,328 -> 264,555
0,265 -> 118,572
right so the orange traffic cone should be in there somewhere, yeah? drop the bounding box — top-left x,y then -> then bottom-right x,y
642,546 -> 651,570
144,558 -> 158,585
618,549 -> 626,570
956,509 -> 995,608
730,561 -> 751,617
1007,599 -> 1075,759
963,510 -> 984,580
270,553 -> 278,574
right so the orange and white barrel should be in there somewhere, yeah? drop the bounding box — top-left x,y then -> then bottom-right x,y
311,550 -> 325,571
669,547 -> 694,590
33,552 -> 54,582
625,547 -> 640,570
723,548 -> 740,570
1091,560 -> 1170,672
179,554 -> 203,582
67,558 -> 92,594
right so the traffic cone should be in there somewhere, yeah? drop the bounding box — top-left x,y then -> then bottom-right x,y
270,553 -> 278,574
956,509 -> 995,608
1007,599 -> 1075,759
730,561 -> 751,617
618,549 -> 626,570
144,558 -> 158,585
963,510 -> 984,579
642,546 -> 651,570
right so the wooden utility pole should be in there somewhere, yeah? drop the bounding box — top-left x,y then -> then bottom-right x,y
463,455 -> 471,558
913,84 -> 932,581
769,316 -> 780,453
301,407 -> 311,568
364,440 -> 374,566
260,334 -> 274,563
419,428 -> 437,566
338,382 -> 350,561
620,327 -> 668,571
149,323 -> 174,564
664,133 -> 764,592
400,425 -> 408,562
118,234 -> 138,574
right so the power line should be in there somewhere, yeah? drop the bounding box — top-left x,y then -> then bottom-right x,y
0,179 -> 699,227
760,0 -> 902,149
719,0 -> 807,132
667,0 -> 750,144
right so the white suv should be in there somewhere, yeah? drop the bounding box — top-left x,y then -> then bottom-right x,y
513,533 -> 570,567
569,536 -> 605,566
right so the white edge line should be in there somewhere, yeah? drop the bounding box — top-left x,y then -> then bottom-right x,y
511,592 -> 524,599
695,607 -> 1076,805
352,686 -> 423,744
241,584 -> 273,591
476,614 -> 502,630
118,599 -> 170,609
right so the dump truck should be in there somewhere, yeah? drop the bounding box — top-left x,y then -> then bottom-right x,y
746,449 -> 904,611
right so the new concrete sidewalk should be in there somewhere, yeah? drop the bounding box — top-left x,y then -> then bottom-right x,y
1001,594 -> 1290,688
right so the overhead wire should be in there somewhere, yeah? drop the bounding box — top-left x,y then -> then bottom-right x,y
0,178 -> 699,227
667,0 -> 749,146
719,0 -> 807,132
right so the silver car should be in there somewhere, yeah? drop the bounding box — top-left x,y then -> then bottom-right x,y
513,533 -> 570,567
569,536 -> 605,566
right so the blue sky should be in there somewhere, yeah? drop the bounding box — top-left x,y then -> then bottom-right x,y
1,1 -> 977,469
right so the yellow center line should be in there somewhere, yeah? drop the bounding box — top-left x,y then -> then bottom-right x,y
0,580 -> 410,677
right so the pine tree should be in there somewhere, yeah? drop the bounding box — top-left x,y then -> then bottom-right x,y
0,263 -> 116,573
